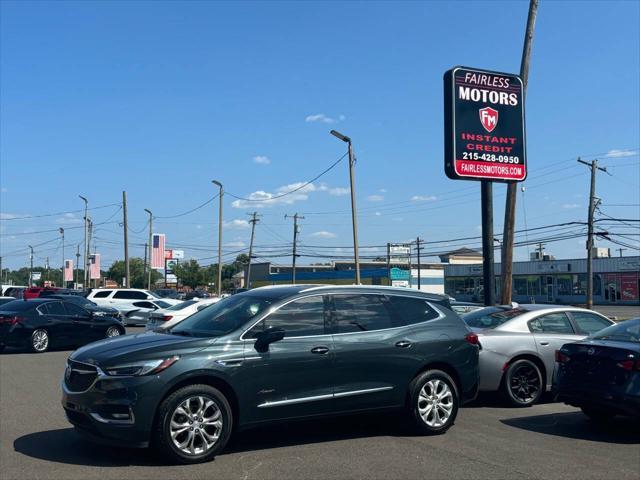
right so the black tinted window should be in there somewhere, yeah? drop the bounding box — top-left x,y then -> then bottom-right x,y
529,313 -> 574,334
388,296 -> 440,326
570,312 -> 612,335
591,319 -> 640,343
93,290 -> 112,298
64,303 -> 88,316
133,301 -> 156,309
114,290 -> 147,300
332,294 -> 397,333
44,302 -> 66,315
248,296 -> 326,338
0,300 -> 36,312
464,307 -> 527,329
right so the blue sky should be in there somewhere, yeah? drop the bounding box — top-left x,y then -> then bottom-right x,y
1,0 -> 639,271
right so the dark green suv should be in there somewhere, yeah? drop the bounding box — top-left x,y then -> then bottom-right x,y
62,285 -> 479,464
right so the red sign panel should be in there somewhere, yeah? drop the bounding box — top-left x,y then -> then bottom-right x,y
444,66 -> 527,182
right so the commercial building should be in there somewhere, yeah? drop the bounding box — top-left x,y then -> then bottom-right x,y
445,256 -> 640,305
245,260 -> 445,294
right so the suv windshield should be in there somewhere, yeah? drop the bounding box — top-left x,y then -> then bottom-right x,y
463,307 -> 529,329
591,318 -> 640,343
170,293 -> 280,337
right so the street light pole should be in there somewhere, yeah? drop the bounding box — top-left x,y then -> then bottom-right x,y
330,130 -> 361,284
59,228 -> 65,288
79,195 -> 88,287
144,209 -> 153,290
28,245 -> 34,287
212,180 -> 223,297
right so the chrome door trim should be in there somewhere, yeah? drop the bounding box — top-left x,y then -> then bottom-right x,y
257,386 -> 394,408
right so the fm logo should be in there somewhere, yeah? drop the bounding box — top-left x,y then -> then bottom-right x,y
479,107 -> 499,133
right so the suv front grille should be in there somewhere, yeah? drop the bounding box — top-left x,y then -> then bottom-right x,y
65,359 -> 98,392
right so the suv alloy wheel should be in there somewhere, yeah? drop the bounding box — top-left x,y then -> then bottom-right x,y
408,370 -> 459,434
153,384 -> 233,464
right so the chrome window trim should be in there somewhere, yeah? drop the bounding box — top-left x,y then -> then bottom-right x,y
239,292 -> 446,341
257,386 -> 393,408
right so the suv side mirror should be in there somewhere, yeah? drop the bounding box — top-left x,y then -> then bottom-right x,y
254,327 -> 285,353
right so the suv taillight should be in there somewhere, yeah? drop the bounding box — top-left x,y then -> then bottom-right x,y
0,316 -> 24,325
616,359 -> 640,372
162,315 -> 173,322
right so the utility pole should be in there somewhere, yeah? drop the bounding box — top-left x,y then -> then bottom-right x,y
578,157 -> 607,309
535,242 -> 545,260
144,208 -> 153,290
59,228 -> 64,288
75,244 -> 80,288
501,0 -> 538,305
212,180 -> 223,297
617,248 -> 626,258
122,191 -> 130,288
28,245 -> 34,287
285,213 -> 304,284
143,242 -> 148,287
45,257 -> 50,282
246,212 -> 261,289
330,130 -> 361,284
416,237 -> 423,290
79,195 -> 88,287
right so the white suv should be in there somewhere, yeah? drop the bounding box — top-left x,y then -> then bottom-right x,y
86,288 -> 181,313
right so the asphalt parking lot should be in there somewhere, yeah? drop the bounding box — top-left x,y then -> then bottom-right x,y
1,328 -> 639,480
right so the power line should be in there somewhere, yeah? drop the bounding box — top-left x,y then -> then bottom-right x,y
154,194 -> 220,219
0,203 -> 121,221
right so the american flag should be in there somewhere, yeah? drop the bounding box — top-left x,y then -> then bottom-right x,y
89,254 -> 101,280
151,234 -> 166,269
64,259 -> 74,281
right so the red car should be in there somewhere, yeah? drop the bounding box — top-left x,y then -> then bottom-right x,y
23,287 -> 61,300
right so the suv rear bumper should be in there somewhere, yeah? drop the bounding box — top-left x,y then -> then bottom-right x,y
554,386 -> 640,418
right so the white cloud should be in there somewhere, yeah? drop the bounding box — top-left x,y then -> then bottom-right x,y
310,231 -> 336,239
328,187 -> 350,196
0,212 -> 18,220
253,155 -> 271,165
305,113 -> 345,124
367,194 -> 384,202
411,195 -> 437,201
231,182 -> 318,208
562,203 -> 580,209
195,224 -> 203,230
0,187 -> 7,193
375,212 -> 382,216
224,241 -> 246,248
379,188 -> 388,193
224,219 -> 250,229
56,213 -> 82,225
604,149 -> 638,158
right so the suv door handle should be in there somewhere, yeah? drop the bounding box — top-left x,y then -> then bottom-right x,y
539,341 -> 549,346
310,346 -> 330,355
395,340 -> 412,348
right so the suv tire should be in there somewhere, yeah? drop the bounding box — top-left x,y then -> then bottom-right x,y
408,369 -> 459,435
153,384 -> 232,464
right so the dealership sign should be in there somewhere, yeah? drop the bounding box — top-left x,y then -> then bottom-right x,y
444,66 -> 526,182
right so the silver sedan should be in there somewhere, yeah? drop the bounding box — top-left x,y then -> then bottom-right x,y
461,304 -> 614,407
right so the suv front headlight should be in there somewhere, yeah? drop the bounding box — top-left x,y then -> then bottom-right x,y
104,355 -> 179,377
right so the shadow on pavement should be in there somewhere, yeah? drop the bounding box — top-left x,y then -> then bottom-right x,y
14,413 -> 411,466
13,428 -> 159,467
501,411 -> 640,444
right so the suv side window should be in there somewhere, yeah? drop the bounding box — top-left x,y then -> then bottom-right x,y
64,303 -> 88,317
529,312 -> 574,334
247,296 -> 326,338
114,290 -> 148,300
331,294 -> 398,333
570,312 -> 612,335
388,296 -> 440,326
93,290 -> 112,298
44,302 -> 66,315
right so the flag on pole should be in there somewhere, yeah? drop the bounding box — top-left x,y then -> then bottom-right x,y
151,234 -> 166,269
64,259 -> 74,281
89,254 -> 101,280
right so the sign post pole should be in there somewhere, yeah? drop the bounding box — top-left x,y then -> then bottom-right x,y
481,181 -> 495,306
